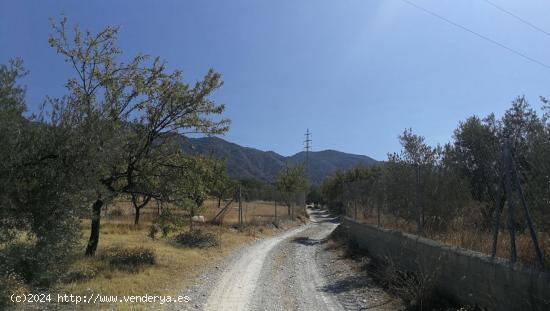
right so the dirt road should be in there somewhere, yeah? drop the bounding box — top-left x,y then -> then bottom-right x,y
194,209 -> 398,311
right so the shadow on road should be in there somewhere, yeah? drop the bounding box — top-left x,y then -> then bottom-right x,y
308,208 -> 341,224
320,275 -> 377,294
292,236 -> 328,246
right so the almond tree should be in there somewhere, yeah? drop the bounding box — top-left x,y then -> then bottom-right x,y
276,165 -> 307,218
48,17 -> 229,256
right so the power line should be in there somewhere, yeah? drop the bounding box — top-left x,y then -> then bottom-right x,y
304,129 -> 312,180
400,0 -> 550,71
483,0 -> 550,39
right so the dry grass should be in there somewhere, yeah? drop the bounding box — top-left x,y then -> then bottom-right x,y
59,221 -> 251,310
355,211 -> 550,268
428,225 -> 550,267
105,198 -> 289,225
55,199 -> 293,310
202,200 -> 290,225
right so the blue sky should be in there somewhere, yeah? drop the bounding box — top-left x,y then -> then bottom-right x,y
1,0 -> 549,160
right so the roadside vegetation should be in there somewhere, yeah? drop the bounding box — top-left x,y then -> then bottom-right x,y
59,202 -> 278,310
328,231 -> 471,311
0,16 -> 308,309
321,96 -> 550,268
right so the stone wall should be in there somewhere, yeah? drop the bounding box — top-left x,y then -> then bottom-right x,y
337,217 -> 550,310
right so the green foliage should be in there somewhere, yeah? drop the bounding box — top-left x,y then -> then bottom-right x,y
150,208 -> 183,238
276,165 -> 308,193
0,268 -> 28,308
321,97 -> 550,236
45,16 -> 230,254
1,14 -> 233,299
1,58 -> 91,294
238,177 -> 274,201
307,186 -> 322,205
210,160 -> 236,206
148,224 -> 160,240
181,137 -> 377,186
320,166 -> 381,214
449,115 -> 501,224
276,165 -> 307,200
275,165 -> 308,217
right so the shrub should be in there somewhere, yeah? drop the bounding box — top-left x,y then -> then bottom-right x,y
366,255 -> 443,310
0,269 -> 28,308
108,208 -> 124,217
100,247 -> 156,270
152,209 -> 181,238
1,241 -> 77,287
148,224 -> 159,240
174,229 -> 219,248
61,265 -> 97,283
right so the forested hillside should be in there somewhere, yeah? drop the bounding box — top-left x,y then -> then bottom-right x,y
180,136 -> 378,184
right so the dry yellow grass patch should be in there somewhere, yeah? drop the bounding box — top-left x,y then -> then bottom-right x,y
105,198 -> 287,225
203,200 -> 289,225
59,216 -> 259,310
49,198 -> 300,309
357,212 -> 550,268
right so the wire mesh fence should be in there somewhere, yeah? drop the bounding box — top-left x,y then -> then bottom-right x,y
207,187 -> 306,226
332,130 -> 550,268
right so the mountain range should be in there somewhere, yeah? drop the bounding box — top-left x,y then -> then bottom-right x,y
180,137 -> 378,185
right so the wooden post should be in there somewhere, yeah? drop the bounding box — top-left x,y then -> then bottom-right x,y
274,200 -> 278,222
510,147 -> 545,265
416,163 -> 423,234
377,200 -> 381,228
503,142 -> 517,262
491,179 -> 505,258
238,185 -> 243,228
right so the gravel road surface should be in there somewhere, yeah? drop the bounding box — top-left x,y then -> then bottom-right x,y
178,209 -> 400,311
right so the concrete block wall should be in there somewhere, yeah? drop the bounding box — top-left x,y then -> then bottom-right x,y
337,217 -> 550,311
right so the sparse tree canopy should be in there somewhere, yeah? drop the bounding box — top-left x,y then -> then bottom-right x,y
47,16 -> 230,255
276,165 -> 307,217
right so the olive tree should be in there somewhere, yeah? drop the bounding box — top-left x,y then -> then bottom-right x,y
0,59 -> 94,287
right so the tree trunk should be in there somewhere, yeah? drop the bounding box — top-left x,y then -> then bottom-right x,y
274,201 -> 277,221
134,206 -> 140,225
416,164 -> 423,234
189,205 -> 194,231
131,194 -> 151,225
85,199 -> 104,256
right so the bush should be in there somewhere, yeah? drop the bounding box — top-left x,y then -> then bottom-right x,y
152,209 -> 182,238
108,208 -> 124,217
1,241 -> 77,287
148,224 -> 159,240
61,265 -> 97,283
100,247 -> 156,270
0,269 -> 28,308
0,241 -> 68,308
366,255 -> 445,310
174,229 -> 219,248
